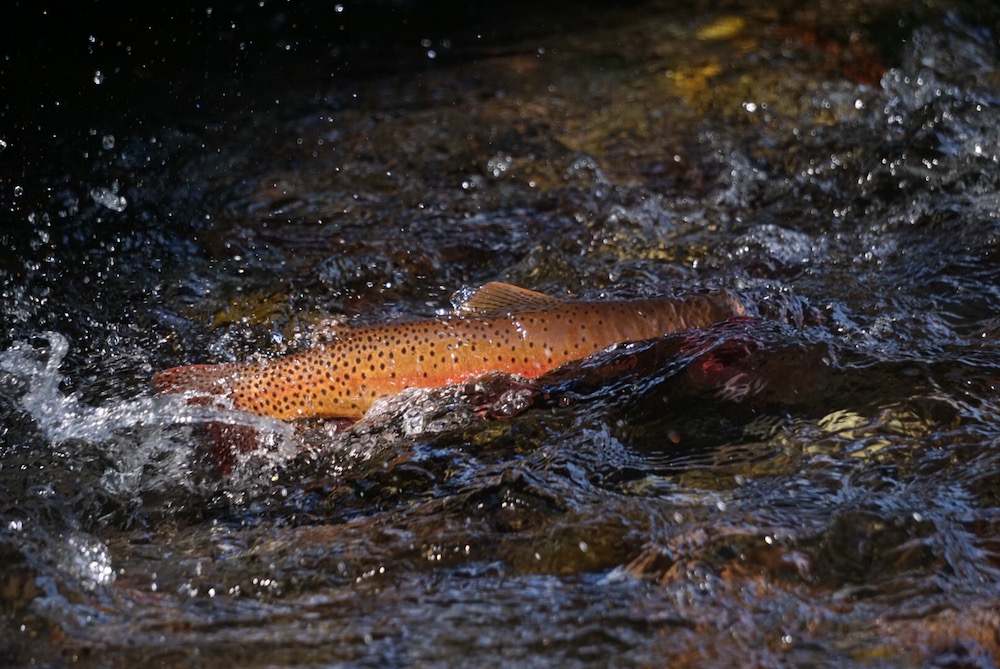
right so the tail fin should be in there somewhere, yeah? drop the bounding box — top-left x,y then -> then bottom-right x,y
152,363 -> 241,396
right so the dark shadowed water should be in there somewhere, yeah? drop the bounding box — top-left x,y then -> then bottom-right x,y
3,0 -> 1000,666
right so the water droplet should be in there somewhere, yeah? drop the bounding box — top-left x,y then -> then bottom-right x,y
90,183 -> 127,212
93,70 -> 104,85
102,134 -> 115,150
486,153 -> 513,178
13,185 -> 23,197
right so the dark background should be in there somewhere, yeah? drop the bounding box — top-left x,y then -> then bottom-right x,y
1,0 -> 657,207
1,1 -> 632,132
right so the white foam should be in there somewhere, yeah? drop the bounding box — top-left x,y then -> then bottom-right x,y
1,332 -> 297,493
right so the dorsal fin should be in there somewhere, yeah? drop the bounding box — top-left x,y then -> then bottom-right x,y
456,282 -> 565,314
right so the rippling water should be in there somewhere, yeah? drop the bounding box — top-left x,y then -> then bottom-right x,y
3,1 -> 1000,666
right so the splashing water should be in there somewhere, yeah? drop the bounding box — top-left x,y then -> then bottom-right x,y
54,531 -> 116,592
0,333 -> 297,494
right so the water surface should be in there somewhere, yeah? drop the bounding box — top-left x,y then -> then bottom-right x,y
3,1 -> 1000,666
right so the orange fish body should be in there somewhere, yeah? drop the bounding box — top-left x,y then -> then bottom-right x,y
153,283 -> 747,420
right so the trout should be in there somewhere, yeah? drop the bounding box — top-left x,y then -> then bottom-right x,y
153,282 -> 747,420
